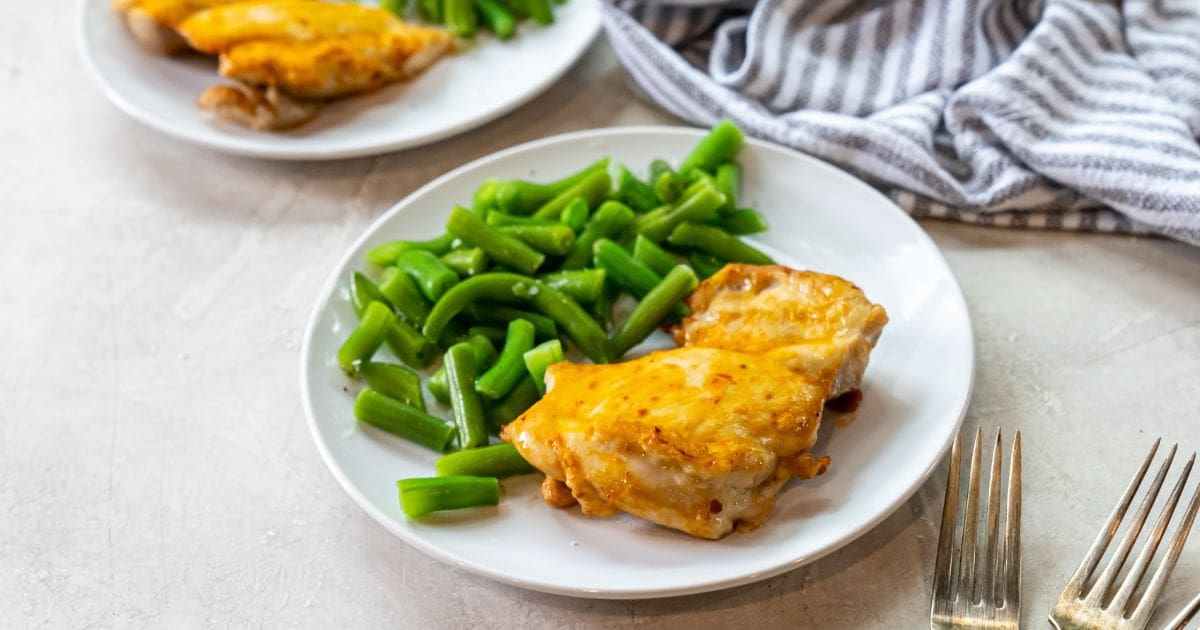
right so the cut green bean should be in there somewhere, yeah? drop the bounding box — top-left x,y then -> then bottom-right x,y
467,304 -> 557,339
486,211 -> 557,227
487,376 -> 539,429
561,200 -> 635,269
615,164 -> 659,212
531,168 -> 612,220
446,206 -> 545,275
523,339 -> 564,394
416,0 -> 443,22
634,181 -> 726,242
422,272 -> 539,341
380,0 -> 407,17
689,253 -> 725,279
444,0 -> 477,36
397,476 -> 499,518
396,249 -> 459,302
632,234 -> 679,277
360,362 -> 425,410
351,272 -> 391,318
474,0 -> 514,38
440,247 -> 488,276
527,282 -> 610,363
467,325 -> 507,345
591,278 -> 618,328
366,233 -> 455,267
429,334 -> 497,405
445,343 -> 488,449
436,443 -> 536,477
609,266 -> 699,358
712,208 -> 769,235
473,179 -> 500,216
475,318 -> 536,399
667,222 -> 774,265
495,158 -> 609,215
537,269 -> 606,303
654,170 -> 686,204
337,301 -> 393,374
594,239 -> 687,317
355,389 -> 455,452
678,119 -> 744,174
378,266 -> 431,327
497,0 -> 528,17
385,317 -> 437,368
428,369 -> 450,404
714,162 -> 741,214
560,197 -> 589,232
498,224 -> 575,256
649,159 -> 673,181
525,0 -> 553,24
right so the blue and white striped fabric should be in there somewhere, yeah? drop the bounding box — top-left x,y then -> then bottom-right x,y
601,0 -> 1200,245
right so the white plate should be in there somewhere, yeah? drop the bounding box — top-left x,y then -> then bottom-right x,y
300,127 -> 974,598
76,0 -> 601,160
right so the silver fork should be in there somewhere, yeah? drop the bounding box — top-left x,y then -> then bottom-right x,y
1049,440 -> 1200,630
931,428 -> 1022,630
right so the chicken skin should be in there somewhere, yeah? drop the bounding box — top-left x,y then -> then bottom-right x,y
676,264 -> 889,399
112,0 -> 238,54
503,264 -> 887,539
502,347 -> 831,540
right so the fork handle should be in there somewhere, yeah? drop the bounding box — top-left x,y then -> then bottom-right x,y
1163,592 -> 1200,630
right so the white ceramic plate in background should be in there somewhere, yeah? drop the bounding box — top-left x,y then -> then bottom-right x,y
300,127 -> 974,598
76,0 -> 601,160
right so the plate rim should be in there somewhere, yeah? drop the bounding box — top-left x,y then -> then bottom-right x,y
298,125 -> 975,598
74,0 -> 603,161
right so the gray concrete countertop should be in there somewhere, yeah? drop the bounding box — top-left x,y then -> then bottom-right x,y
3,7 -> 1199,627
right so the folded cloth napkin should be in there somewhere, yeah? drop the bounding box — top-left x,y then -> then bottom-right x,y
601,0 -> 1200,245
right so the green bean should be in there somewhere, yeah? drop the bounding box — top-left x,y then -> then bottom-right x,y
667,222 -> 774,265
498,224 -> 575,256
523,339 -> 564,394
497,0 -> 528,18
355,389 -> 456,452
445,343 -> 488,449
486,211 -> 557,227
417,0 -> 444,21
560,197 -> 589,232
561,200 -> 635,269
428,369 -> 450,404
397,476 -> 499,517
495,158 -> 609,215
609,266 -> 698,357
366,233 -> 455,267
446,206 -> 545,275
467,304 -> 557,339
360,362 -> 425,410
526,281 -> 610,363
380,0 -> 407,17
634,180 -> 726,242
378,266 -> 431,327
714,162 -> 741,214
649,159 -> 673,181
594,239 -> 688,317
396,249 -> 459,302
338,301 -> 393,374
444,0 -> 477,36
530,169 -> 612,220
473,179 -> 500,216
429,334 -> 497,405
467,325 -> 507,345
678,119 -> 744,174
440,247 -> 488,276
422,272 -> 538,341
614,164 -> 659,212
537,269 -> 606,303
436,443 -> 536,477
591,278 -> 618,328
474,0 -> 515,39
689,253 -> 725,279
632,234 -> 679,277
351,272 -> 391,318
475,319 -> 536,399
712,208 -> 768,235
385,318 -> 437,368
654,170 -> 686,204
487,376 -> 539,428
525,0 -> 553,24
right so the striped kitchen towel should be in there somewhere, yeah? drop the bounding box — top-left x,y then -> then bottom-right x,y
602,0 -> 1200,245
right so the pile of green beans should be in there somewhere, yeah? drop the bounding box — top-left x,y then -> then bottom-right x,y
337,120 -> 775,519
382,0 -> 567,41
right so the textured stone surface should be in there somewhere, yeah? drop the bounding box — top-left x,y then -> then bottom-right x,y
3,6 -> 1199,627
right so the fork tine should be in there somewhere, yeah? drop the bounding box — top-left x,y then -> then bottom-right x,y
1111,454 -> 1193,617
1004,432 -> 1022,610
1063,439 -> 1161,598
933,431 -> 963,606
958,428 -> 984,603
1127,455 -> 1200,628
980,429 -> 1003,606
1084,444 -> 1177,606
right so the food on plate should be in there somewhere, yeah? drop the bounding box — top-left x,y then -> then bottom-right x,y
113,0 -> 570,131
331,123 -> 885,537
